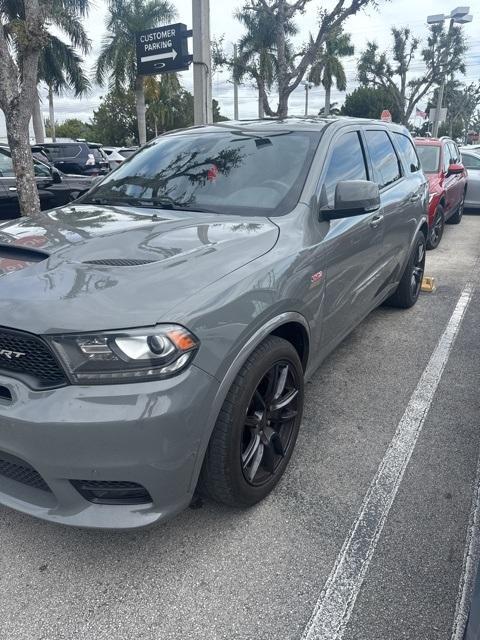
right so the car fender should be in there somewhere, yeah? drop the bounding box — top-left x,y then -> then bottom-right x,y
399,216 -> 428,280
187,310 -> 311,493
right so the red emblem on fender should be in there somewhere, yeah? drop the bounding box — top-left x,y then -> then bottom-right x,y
311,271 -> 323,284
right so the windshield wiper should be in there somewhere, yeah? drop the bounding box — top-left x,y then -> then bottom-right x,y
81,194 -> 216,214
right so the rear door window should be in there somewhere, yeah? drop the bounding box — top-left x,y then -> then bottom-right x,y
462,153 -> 480,170
0,149 -> 14,177
364,130 -> 401,189
44,144 -> 83,159
393,133 -> 420,173
321,131 -> 368,208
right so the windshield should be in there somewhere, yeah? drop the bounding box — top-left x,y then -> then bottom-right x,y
416,145 -> 440,173
80,130 -> 321,216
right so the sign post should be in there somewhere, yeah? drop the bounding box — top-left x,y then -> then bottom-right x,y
135,24 -> 192,76
192,0 -> 213,125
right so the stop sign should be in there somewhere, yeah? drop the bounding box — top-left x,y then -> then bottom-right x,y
380,109 -> 392,123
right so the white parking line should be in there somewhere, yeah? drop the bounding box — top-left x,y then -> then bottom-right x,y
451,452 -> 480,640
302,282 -> 475,640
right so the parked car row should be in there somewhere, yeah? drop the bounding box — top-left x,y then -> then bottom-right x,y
0,144 -> 94,219
0,141 -> 139,219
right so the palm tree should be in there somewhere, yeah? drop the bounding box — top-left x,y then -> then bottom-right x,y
38,37 -> 91,142
1,0 -> 91,143
96,0 -> 176,146
234,9 -> 297,118
309,28 -> 354,116
144,74 -> 181,135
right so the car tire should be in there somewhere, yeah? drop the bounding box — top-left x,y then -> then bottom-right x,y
199,336 -> 304,507
426,205 -> 444,250
386,232 -> 426,309
447,193 -> 464,225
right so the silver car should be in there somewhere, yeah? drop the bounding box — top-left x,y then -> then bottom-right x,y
0,118 -> 428,528
461,147 -> 480,209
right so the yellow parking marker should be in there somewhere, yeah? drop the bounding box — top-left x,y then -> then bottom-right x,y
421,276 -> 436,293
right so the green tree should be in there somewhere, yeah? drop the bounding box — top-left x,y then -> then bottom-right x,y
358,25 -> 467,125
89,90 -> 138,146
341,86 -> 401,121
308,27 -> 353,116
233,8 -> 296,118
0,0 -> 89,216
213,99 -> 228,122
45,118 -> 92,140
217,0 -> 375,118
39,37 -> 91,143
96,0 -> 176,146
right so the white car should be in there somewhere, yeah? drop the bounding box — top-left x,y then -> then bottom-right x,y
460,147 -> 480,210
102,147 -> 126,171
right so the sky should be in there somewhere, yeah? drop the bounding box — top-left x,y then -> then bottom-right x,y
1,0 -> 479,137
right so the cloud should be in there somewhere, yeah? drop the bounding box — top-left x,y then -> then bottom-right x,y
1,0 -> 479,136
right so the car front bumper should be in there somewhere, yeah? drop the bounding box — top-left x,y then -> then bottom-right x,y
0,365 -> 219,529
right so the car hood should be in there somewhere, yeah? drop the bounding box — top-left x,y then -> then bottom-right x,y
0,204 -> 279,334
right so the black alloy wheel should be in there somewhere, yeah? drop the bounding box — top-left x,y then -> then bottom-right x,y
241,361 -> 299,486
200,336 -> 304,507
386,231 -> 426,309
410,239 -> 425,301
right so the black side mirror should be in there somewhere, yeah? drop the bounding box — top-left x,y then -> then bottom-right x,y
322,180 -> 380,221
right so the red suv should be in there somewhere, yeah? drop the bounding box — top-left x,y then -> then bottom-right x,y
414,137 -> 467,249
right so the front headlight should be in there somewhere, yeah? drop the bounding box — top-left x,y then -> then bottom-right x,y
48,325 -> 199,384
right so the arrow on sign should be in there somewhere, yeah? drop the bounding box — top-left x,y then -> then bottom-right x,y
140,49 -> 178,63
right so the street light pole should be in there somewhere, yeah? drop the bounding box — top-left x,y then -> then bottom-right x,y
302,81 -> 313,117
432,17 -> 454,138
233,44 -> 239,121
192,0 -> 213,125
427,7 -> 473,138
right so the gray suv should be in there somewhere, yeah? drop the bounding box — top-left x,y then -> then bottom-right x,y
0,117 -> 428,528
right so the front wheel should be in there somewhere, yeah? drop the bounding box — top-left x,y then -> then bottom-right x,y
199,336 -> 304,507
386,232 -> 426,309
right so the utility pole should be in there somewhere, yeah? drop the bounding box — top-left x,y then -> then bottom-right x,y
427,7 -> 473,138
192,0 -> 213,125
233,44 -> 239,121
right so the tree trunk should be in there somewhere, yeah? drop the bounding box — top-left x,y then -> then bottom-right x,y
0,0 -> 44,217
48,86 -> 56,142
277,89 -> 289,119
258,92 -> 264,119
135,76 -> 147,146
324,85 -> 331,116
5,112 -> 41,217
32,89 -> 45,143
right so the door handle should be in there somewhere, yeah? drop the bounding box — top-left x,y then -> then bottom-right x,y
369,214 -> 384,228
410,194 -> 421,202
8,187 -> 17,192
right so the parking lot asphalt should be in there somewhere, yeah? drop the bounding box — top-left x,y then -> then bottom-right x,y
1,214 -> 479,640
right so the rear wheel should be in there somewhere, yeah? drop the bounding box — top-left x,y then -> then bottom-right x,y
386,232 -> 426,309
199,336 -> 304,507
427,205 -> 444,250
448,193 -> 464,225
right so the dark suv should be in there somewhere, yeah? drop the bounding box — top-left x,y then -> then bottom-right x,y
0,118 -> 428,528
39,141 -> 110,177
